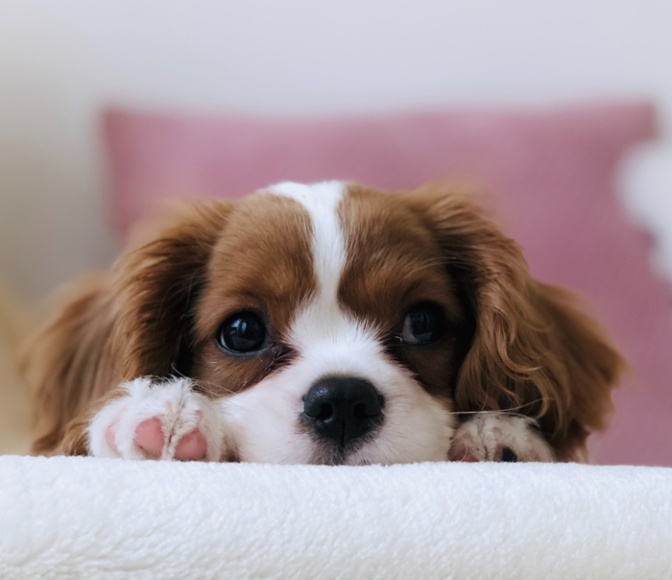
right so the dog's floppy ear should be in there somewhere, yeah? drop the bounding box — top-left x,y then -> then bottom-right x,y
408,185 -> 625,460
113,200 -> 232,379
22,200 -> 231,454
22,273 -> 118,454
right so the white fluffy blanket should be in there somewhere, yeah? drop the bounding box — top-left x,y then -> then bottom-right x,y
1,456 -> 671,579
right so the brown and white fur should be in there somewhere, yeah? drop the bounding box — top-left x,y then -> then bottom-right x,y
22,182 -> 624,464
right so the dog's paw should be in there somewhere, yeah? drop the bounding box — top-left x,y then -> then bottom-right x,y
448,413 -> 555,463
87,377 -> 226,461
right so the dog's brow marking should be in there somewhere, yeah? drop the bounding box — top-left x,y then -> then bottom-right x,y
268,181 -> 349,345
268,181 -> 345,289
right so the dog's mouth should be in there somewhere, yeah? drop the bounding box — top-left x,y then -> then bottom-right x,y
300,413 -> 384,466
308,446 -> 375,466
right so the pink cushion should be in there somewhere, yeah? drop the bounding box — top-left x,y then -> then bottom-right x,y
104,103 -> 672,466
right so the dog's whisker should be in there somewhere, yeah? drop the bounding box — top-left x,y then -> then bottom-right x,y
448,397 -> 554,422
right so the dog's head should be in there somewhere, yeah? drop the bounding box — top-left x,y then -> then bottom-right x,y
29,181 -> 624,462
88,181 -> 620,464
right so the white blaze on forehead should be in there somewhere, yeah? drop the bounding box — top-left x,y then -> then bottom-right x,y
268,180 -> 346,297
268,181 -> 365,347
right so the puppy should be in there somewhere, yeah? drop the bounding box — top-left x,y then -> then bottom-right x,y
22,182 -> 624,464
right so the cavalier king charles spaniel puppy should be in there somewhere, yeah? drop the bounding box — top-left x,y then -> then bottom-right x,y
23,182 -> 624,464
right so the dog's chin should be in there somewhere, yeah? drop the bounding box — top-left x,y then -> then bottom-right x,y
297,435 -> 451,466
309,449 -> 355,466
307,439 -> 374,466
234,439 -> 446,466
306,446 -> 448,466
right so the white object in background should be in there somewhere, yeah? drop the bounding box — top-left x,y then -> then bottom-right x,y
621,143 -> 672,285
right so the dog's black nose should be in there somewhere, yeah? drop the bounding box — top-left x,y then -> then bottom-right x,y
303,377 -> 384,447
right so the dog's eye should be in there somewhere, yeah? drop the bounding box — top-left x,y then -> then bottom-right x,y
216,311 -> 267,354
401,302 -> 445,345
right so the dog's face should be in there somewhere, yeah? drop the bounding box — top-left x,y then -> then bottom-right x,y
53,181 -> 621,463
187,182 -> 472,464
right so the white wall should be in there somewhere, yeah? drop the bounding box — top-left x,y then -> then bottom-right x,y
1,0 -> 671,299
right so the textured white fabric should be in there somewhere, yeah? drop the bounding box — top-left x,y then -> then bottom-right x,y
1,456 -> 671,579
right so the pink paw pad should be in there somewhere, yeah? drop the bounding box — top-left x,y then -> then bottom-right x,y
448,434 -> 481,462
174,429 -> 207,461
449,443 -> 480,462
104,416 -> 209,460
131,418 -> 208,461
134,417 -> 165,459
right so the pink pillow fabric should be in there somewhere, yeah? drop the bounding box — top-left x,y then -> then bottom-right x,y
104,103 -> 671,466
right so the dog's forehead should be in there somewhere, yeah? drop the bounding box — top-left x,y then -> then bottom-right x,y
265,181 -> 455,322
199,182 -> 451,333
268,180 -> 345,210
267,181 -> 349,298
215,181 -> 447,292
264,180 -> 436,253
204,187 -> 317,311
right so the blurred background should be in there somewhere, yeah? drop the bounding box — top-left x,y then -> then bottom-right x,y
0,1 -> 670,461
1,0 -> 671,298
